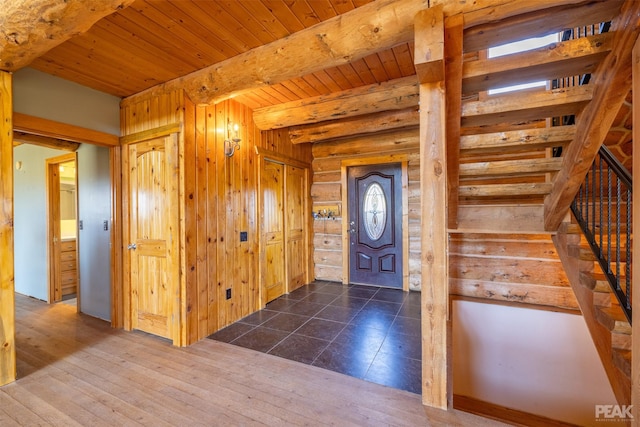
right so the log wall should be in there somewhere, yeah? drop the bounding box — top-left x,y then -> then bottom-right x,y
311,127 -> 422,290
121,91 -> 312,344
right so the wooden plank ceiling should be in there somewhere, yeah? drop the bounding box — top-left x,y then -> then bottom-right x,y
28,0 -> 415,110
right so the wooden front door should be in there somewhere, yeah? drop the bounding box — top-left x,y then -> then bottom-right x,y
348,163 -> 403,288
127,134 -> 179,340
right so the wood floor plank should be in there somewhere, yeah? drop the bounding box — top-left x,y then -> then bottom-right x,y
3,294 -> 507,426
0,391 -> 46,426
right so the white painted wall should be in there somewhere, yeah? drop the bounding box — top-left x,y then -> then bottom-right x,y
13,144 -> 67,300
453,300 -> 618,426
77,144 -> 111,321
13,68 -> 120,136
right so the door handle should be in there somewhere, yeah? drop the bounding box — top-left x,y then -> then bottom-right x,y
127,243 -> 137,250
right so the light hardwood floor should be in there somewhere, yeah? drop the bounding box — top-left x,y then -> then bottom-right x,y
2,293 -> 506,426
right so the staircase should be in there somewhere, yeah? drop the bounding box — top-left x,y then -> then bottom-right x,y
556,218 -> 631,404
448,0 -> 636,407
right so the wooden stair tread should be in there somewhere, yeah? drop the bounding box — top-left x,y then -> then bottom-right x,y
612,349 -> 631,378
459,157 -> 562,178
580,271 -> 613,293
462,32 -> 612,94
459,182 -> 552,198
596,306 -> 631,335
569,244 -> 629,262
461,85 -> 593,128
459,125 -> 575,155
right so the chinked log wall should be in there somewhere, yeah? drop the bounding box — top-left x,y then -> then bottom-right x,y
121,90 -> 312,344
311,127 -> 422,290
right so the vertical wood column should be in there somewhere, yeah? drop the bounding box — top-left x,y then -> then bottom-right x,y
415,5 -> 450,409
631,35 -> 640,421
0,70 -> 15,386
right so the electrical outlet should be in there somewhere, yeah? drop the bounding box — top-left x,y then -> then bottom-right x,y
78,220 -> 83,230
226,288 -> 232,300
240,231 -> 247,242
103,220 -> 109,231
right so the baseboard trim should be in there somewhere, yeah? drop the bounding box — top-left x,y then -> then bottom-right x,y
453,394 -> 579,427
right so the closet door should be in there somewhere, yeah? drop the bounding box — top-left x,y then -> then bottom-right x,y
285,165 -> 308,293
126,133 -> 179,340
260,159 -> 285,303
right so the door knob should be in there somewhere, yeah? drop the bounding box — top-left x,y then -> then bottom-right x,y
127,243 -> 137,250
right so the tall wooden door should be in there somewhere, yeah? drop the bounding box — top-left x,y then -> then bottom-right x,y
261,159 -> 285,303
127,134 -> 179,340
285,165 -> 308,293
348,163 -> 403,288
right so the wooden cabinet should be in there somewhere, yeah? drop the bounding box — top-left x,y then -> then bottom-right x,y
59,239 -> 77,297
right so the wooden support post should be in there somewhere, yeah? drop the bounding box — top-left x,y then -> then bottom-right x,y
444,14 -> 463,230
416,6 -> 449,410
631,33 -> 640,424
0,70 -> 15,386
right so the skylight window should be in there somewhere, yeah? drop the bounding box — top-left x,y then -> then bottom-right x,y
487,33 -> 559,95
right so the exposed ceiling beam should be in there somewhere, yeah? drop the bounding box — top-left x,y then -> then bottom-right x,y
0,0 -> 135,71
544,0 -> 640,230
123,0 -> 586,107
289,107 -> 419,144
13,131 -> 80,151
253,76 -> 419,130
126,0 -> 428,106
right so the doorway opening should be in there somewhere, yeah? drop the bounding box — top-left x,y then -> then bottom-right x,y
46,153 -> 78,306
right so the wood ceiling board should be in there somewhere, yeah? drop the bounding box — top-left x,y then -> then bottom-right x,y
305,0 -> 342,21
231,0 -> 293,40
113,5 -> 224,69
30,40 -> 152,96
150,0 -> 248,57
132,1 -> 234,62
94,18 -> 197,77
393,43 -> 417,77
181,1 -> 267,51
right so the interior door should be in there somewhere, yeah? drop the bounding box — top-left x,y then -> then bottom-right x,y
261,159 -> 285,303
127,134 -> 179,340
348,163 -> 403,288
285,165 -> 308,293
46,153 -> 77,304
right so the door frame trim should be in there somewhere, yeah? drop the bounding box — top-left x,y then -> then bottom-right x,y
45,152 -> 78,304
341,155 -> 409,291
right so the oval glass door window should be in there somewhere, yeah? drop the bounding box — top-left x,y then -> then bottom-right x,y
363,182 -> 386,240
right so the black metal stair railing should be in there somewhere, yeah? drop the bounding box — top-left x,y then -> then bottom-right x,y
571,145 -> 632,324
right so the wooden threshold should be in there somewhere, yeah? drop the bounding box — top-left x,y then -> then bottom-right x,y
8,294 -> 506,426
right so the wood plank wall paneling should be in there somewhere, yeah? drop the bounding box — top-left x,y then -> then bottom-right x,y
311,127 -> 421,290
0,70 -> 15,385
122,90 -> 312,344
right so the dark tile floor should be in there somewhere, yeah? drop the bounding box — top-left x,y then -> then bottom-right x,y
208,280 -> 422,394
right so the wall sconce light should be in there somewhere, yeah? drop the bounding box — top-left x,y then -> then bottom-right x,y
225,119 -> 241,157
